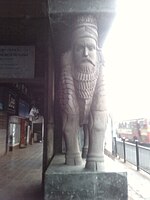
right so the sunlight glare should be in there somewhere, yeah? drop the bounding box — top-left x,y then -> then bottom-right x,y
103,0 -> 150,120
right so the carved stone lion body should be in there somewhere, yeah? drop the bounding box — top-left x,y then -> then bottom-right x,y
60,15 -> 107,171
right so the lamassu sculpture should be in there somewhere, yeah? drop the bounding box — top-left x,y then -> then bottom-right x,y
60,15 -> 107,171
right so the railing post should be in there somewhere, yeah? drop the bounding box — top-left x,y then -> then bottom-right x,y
114,137 -> 117,157
122,138 -> 126,163
135,140 -> 140,171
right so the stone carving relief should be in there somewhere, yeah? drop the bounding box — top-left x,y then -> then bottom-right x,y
60,15 -> 107,171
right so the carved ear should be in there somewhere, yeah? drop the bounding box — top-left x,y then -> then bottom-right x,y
97,48 -> 105,67
61,50 -> 73,68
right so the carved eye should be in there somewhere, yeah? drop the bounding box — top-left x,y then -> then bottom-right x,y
88,46 -> 95,51
75,46 -> 84,52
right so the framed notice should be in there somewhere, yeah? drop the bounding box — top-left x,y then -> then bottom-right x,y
0,46 -> 35,78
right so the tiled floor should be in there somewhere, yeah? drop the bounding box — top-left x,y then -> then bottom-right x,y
0,143 -> 43,200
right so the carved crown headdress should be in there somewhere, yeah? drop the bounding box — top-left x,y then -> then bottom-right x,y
72,15 -> 98,42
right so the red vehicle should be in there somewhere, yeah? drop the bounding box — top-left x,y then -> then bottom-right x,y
117,118 -> 150,144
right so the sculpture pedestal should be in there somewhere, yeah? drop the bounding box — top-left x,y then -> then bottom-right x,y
44,155 -> 128,200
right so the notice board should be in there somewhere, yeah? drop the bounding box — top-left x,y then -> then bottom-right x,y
0,46 -> 35,78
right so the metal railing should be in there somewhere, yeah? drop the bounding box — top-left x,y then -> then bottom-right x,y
113,137 -> 150,174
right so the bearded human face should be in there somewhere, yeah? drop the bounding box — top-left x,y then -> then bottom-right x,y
73,37 -> 97,73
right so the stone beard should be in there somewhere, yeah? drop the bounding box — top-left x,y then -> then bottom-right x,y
72,58 -> 99,100
71,57 -> 100,125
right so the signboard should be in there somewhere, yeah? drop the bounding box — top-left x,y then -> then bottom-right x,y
0,46 -> 35,78
7,91 -> 17,114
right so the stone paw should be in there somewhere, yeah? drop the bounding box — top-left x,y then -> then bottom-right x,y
65,153 -> 83,166
85,161 -> 105,171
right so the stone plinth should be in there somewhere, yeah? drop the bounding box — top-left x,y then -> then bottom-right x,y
44,155 -> 128,200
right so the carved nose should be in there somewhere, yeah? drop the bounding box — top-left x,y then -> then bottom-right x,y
83,47 -> 88,57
